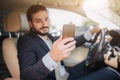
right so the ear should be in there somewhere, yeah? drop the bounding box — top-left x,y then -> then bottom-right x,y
28,21 -> 33,28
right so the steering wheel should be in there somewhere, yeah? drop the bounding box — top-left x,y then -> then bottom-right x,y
85,29 -> 108,68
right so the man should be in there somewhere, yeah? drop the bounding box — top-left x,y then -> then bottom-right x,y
17,4 -> 100,80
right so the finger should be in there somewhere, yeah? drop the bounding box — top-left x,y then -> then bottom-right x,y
113,48 -> 119,55
105,56 -> 117,63
101,27 -> 107,29
114,47 -> 120,55
64,45 -> 76,54
60,37 -> 74,45
105,51 -> 112,59
64,40 -> 76,49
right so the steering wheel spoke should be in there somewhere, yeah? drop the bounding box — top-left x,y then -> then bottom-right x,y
85,29 -> 109,68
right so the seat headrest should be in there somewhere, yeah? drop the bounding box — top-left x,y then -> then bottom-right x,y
4,11 -> 30,32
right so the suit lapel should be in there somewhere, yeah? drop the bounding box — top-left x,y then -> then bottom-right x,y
29,32 -> 50,52
36,35 -> 50,52
29,31 -> 55,52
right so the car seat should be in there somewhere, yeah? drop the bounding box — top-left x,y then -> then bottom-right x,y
2,11 -> 29,80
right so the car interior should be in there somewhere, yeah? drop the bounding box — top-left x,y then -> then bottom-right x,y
0,0 -> 120,79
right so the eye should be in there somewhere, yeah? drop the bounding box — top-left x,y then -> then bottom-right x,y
34,19 -> 42,23
35,20 -> 42,23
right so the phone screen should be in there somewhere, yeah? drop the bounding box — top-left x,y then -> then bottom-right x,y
62,24 -> 75,39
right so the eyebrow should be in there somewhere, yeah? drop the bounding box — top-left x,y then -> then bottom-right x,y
34,16 -> 48,21
34,18 -> 41,21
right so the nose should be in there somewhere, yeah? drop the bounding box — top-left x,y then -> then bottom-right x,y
42,19 -> 48,26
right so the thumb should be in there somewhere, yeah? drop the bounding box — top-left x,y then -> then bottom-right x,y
54,36 -> 62,44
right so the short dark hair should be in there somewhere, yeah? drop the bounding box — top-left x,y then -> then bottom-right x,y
26,4 -> 47,21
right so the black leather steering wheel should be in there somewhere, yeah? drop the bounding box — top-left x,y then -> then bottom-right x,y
85,29 -> 108,68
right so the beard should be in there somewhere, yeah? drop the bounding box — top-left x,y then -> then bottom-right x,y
31,26 -> 49,36
36,31 -> 48,36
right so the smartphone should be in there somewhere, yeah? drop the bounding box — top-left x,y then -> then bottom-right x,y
62,24 -> 75,39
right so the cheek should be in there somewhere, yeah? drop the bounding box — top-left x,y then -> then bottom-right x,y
33,23 -> 42,29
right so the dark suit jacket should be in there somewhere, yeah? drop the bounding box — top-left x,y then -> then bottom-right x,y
17,31 -> 87,80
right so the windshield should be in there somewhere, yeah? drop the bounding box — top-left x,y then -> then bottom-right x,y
83,0 -> 120,29
48,8 -> 97,37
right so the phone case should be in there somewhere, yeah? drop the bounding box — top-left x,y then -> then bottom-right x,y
62,24 -> 75,39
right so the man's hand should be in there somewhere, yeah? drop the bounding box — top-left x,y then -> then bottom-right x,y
104,49 -> 119,69
90,26 -> 101,35
50,36 -> 76,62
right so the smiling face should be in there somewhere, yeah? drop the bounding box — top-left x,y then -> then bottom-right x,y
28,10 -> 49,36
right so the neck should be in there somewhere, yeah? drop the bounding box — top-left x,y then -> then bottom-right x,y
37,34 -> 48,40
42,35 -> 48,39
